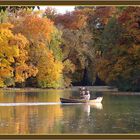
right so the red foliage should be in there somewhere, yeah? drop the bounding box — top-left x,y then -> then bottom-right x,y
55,10 -> 87,30
118,7 -> 140,42
94,6 -> 116,25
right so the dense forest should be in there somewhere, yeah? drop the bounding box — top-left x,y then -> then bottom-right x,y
0,6 -> 140,91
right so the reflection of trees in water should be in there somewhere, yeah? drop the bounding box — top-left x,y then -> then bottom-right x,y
37,105 -> 63,133
0,90 -> 140,134
0,105 -> 63,134
0,90 -> 64,134
0,89 -> 103,134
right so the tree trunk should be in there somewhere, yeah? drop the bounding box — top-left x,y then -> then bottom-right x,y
94,74 -> 106,86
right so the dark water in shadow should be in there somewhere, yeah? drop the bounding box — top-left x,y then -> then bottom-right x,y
0,89 -> 140,134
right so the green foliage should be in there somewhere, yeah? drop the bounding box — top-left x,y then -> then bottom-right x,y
116,6 -> 128,13
96,17 -> 123,55
0,10 -> 8,23
48,27 -> 63,61
63,59 -> 75,87
4,77 -> 15,87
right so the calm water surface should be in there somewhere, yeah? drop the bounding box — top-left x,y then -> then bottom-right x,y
0,89 -> 140,134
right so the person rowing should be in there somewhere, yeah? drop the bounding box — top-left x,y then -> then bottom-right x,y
79,87 -> 86,96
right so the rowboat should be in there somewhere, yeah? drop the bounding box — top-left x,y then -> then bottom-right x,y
60,97 -> 103,104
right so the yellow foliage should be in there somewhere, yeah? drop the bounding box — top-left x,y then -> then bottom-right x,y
63,59 -> 75,74
15,64 -> 38,83
0,23 -> 18,86
0,23 -> 38,87
0,78 -> 4,87
30,43 -> 63,88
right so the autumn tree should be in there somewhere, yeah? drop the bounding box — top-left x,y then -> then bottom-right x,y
54,8 -> 107,86
55,10 -> 87,30
118,6 -> 140,43
0,23 -> 37,87
0,10 -> 8,23
43,7 -> 57,21
95,17 -> 124,56
12,13 -> 64,88
13,14 -> 54,43
33,43 -> 63,88
96,7 -> 140,91
1,6 -> 139,91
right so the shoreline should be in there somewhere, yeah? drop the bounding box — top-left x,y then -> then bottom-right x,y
0,86 -> 140,95
0,86 -> 117,92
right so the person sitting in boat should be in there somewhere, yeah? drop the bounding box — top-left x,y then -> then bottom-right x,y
83,90 -> 90,100
79,87 -> 86,97
79,87 -> 90,100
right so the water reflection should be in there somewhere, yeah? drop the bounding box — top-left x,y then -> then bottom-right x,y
91,103 -> 103,110
83,103 -> 103,116
0,90 -> 64,134
0,105 -> 63,134
0,89 -> 104,134
0,89 -> 140,134
83,104 -> 90,116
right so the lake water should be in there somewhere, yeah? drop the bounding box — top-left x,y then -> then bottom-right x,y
0,89 -> 140,134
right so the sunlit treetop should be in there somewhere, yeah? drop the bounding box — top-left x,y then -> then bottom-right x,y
13,14 -> 54,43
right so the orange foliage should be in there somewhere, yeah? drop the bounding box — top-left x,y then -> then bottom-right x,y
13,15 -> 54,43
0,23 -> 38,87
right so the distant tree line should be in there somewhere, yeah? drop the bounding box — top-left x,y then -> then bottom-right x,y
0,6 -> 140,91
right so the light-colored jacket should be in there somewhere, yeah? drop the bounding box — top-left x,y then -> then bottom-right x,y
83,93 -> 90,100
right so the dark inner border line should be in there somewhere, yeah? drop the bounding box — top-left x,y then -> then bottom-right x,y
0,2 -> 140,139
1,1 -> 140,5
